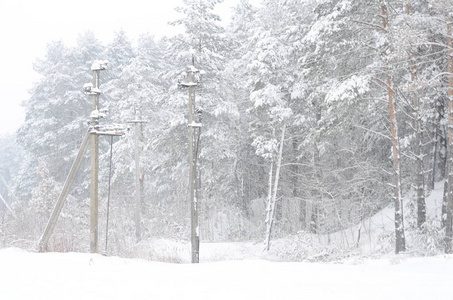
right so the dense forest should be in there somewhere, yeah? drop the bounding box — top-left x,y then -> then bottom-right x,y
1,0 -> 453,259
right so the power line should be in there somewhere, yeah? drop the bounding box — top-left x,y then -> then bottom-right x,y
104,135 -> 114,254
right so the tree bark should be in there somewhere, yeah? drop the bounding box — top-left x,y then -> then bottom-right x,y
444,15 -> 453,253
387,74 -> 406,254
264,124 -> 286,251
381,2 -> 406,254
406,4 -> 426,229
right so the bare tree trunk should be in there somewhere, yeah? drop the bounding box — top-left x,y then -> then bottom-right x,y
309,106 -> 323,234
406,4 -> 426,229
444,15 -> 453,254
430,110 -> 441,191
312,141 -> 322,234
263,151 -> 274,250
381,3 -> 406,254
291,137 -> 306,230
388,66 -> 406,254
411,62 -> 426,229
264,124 -> 286,251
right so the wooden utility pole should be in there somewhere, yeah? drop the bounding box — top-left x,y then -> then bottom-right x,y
188,68 -> 200,263
127,116 -> 147,243
87,60 -> 108,253
38,61 -> 124,253
38,130 -> 91,252
179,63 -> 201,263
134,120 -> 141,243
90,67 -> 100,253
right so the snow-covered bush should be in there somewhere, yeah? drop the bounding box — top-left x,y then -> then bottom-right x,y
408,218 -> 444,256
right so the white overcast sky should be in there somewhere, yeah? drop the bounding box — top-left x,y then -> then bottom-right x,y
0,0 -> 248,135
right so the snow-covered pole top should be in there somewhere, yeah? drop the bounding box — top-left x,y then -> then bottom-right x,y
188,65 -> 200,73
187,65 -> 206,76
178,65 -> 205,88
91,60 -> 109,71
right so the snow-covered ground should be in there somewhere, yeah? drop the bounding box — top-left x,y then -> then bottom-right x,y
1,182 -> 450,299
0,247 -> 452,300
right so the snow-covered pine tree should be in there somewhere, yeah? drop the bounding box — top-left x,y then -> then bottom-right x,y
17,34 -> 104,198
289,0 -> 388,240
158,0 -> 248,241
96,34 -> 171,252
223,0 -> 261,217
430,0 -> 453,254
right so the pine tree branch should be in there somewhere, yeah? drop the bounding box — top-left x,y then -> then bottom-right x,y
372,77 -> 395,94
414,42 -> 452,50
354,125 -> 391,141
352,20 -> 388,32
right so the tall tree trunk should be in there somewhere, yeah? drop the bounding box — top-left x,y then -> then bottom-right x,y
381,2 -> 406,254
412,62 -> 426,229
292,137 -> 306,230
430,109 -> 441,191
312,140 -> 322,234
444,15 -> 453,254
264,124 -> 286,251
388,74 -> 406,254
309,106 -> 323,234
406,4 -> 426,229
264,145 -> 274,250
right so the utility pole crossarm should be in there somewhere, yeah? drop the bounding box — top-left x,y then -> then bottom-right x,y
91,123 -> 129,136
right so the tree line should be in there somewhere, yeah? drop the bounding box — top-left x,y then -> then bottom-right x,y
1,0 -> 452,257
